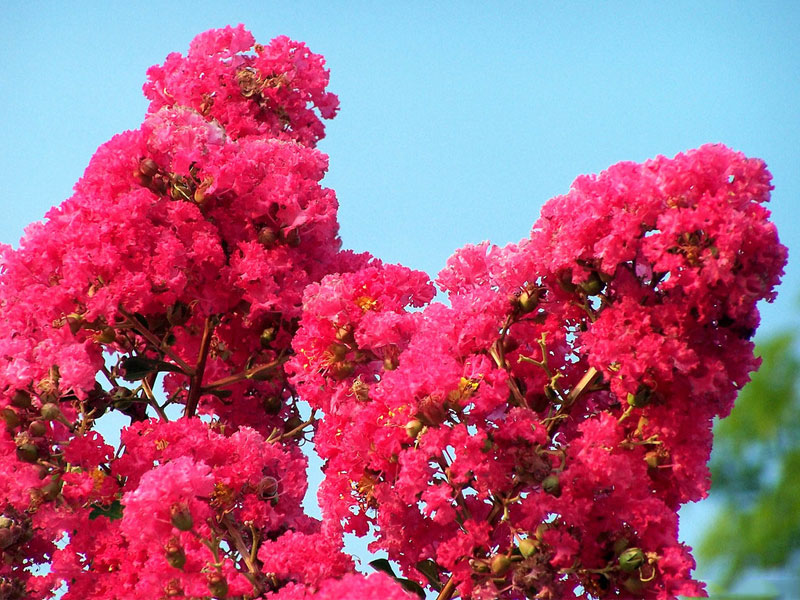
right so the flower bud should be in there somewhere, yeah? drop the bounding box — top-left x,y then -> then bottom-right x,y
0,528 -> 15,550
10,390 -> 31,409
518,538 -> 537,558
207,572 -> 228,598
169,504 -> 193,531
490,554 -> 512,577
0,517 -> 13,529
41,476 -> 63,502
40,403 -> 63,422
404,419 -> 424,439
579,272 -> 604,296
93,327 -> 116,344
139,158 -> 159,178
470,559 -> 489,573
517,289 -> 540,314
328,343 -> 349,361
618,547 -> 645,572
260,327 -> 277,347
1,408 -> 20,430
284,228 -> 301,248
542,474 -> 561,497
256,476 -> 279,503
262,395 -> 282,415
15,442 -> 38,464
258,227 -> 278,248
626,387 -> 652,408
164,538 -> 186,570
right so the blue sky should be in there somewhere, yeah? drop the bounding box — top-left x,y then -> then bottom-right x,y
2,2 -> 799,592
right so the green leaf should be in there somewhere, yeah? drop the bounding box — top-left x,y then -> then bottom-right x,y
415,558 -> 443,591
120,356 -> 183,381
396,578 -> 425,598
88,500 -> 124,521
369,558 -> 397,578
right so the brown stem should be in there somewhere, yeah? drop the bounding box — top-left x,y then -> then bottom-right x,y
222,517 -> 265,595
118,306 -> 194,375
201,355 -> 288,391
184,316 -> 215,418
436,578 -> 457,600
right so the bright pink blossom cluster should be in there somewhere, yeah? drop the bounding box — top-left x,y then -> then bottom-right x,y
0,25 -> 786,600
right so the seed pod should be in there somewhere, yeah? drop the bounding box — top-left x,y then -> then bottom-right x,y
618,547 -> 645,572
490,554 -> 512,577
139,158 -> 159,178
517,289 -> 539,313
94,327 -> 116,344
15,442 -> 38,464
164,538 -> 186,570
260,326 -> 277,347
579,272 -> 604,296
404,419 -> 424,439
518,538 -> 537,558
40,403 -> 63,422
1,408 -> 20,429
207,572 -> 228,598
169,504 -> 193,531
258,227 -> 278,248
542,474 -> 561,497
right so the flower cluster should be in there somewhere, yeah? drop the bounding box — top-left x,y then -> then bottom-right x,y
0,24 -> 786,600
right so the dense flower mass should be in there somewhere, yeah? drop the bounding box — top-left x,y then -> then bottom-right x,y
0,24 -> 787,600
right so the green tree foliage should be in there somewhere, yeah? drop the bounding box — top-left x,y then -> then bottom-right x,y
700,331 -> 800,591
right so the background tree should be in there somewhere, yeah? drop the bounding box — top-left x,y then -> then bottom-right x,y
700,326 -> 800,597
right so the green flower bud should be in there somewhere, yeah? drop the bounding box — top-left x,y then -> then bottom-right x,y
626,386 -> 652,408
518,538 -> 537,558
404,419 -> 424,439
542,474 -> 561,497
260,326 -> 277,347
169,504 -> 193,531
164,538 -> 186,570
40,403 -> 63,422
1,408 -> 20,429
207,572 -> 228,598
490,554 -> 512,577
28,421 -> 47,437
579,272 -> 604,296
618,547 -> 645,572
15,442 -> 38,464
517,289 -> 539,314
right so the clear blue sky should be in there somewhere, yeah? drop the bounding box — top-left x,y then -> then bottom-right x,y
2,2 -> 798,592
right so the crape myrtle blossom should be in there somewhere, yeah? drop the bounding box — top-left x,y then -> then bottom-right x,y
0,24 -> 787,600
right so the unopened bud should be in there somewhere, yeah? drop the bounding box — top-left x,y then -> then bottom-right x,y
260,327 -> 277,347
169,504 -> 193,531
383,355 -> 398,371
1,408 -> 20,429
139,158 -> 159,178
207,572 -> 228,598
579,272 -> 604,296
0,528 -> 15,550
284,228 -> 301,248
404,419 -> 424,439
490,554 -> 512,577
41,476 -> 63,502
542,474 -> 561,497
165,538 -> 186,570
94,327 -> 116,344
258,227 -> 278,248
40,403 -> 63,422
15,442 -> 38,464
328,343 -> 349,361
517,289 -> 539,313
0,517 -> 13,529
518,538 -> 537,558
257,476 -> 279,503
262,395 -> 282,415
618,547 -> 645,572
626,387 -> 652,408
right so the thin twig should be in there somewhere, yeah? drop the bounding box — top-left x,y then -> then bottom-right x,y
117,306 -> 193,374
184,316 -> 215,418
